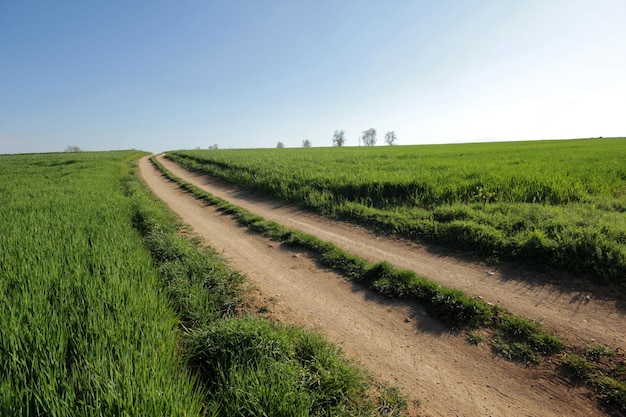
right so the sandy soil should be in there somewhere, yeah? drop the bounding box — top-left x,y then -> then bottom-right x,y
139,155 -> 622,417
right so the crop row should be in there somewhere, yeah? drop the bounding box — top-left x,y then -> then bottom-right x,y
167,138 -> 626,282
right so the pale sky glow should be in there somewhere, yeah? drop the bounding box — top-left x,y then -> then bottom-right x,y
1,0 -> 624,154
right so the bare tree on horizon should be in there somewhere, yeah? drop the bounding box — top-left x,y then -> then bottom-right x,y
332,130 -> 346,147
384,131 -> 397,146
361,128 -> 377,146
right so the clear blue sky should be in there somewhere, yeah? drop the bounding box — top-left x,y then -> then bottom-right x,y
1,0 -> 625,154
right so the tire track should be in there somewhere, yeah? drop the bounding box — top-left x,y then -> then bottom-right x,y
140,155 -> 606,417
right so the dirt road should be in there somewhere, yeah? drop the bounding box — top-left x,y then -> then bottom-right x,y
139,155 -> 617,417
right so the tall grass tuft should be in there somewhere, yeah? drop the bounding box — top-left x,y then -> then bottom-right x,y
185,317 -> 371,416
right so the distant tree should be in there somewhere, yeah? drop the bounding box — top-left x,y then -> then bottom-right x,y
361,128 -> 377,146
384,131 -> 397,146
332,130 -> 346,147
302,139 -> 312,148
276,141 -> 285,148
209,144 -> 219,149
65,145 -> 82,152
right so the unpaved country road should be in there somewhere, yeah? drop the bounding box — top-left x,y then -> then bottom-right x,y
153,155 -> 626,352
140,156 -> 611,417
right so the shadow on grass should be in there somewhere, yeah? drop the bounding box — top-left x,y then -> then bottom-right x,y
420,240 -> 626,315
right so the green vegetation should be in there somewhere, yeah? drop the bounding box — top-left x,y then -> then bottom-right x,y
185,318 -> 375,416
563,345 -> 626,411
1,151 -> 408,416
490,314 -> 563,364
167,138 -> 626,283
0,151 -> 205,415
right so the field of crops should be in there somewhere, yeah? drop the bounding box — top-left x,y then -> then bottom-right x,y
0,151 -> 206,414
168,138 -> 626,283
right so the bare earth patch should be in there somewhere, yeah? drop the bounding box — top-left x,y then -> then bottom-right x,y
140,155 -> 622,417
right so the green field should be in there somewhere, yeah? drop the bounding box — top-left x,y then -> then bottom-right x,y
0,151 -> 206,415
167,138 -> 626,283
0,151 -> 406,416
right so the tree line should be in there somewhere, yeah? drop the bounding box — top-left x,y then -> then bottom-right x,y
277,129 -> 397,148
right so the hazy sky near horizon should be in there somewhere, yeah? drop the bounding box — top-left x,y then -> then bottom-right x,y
1,0 -> 625,154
